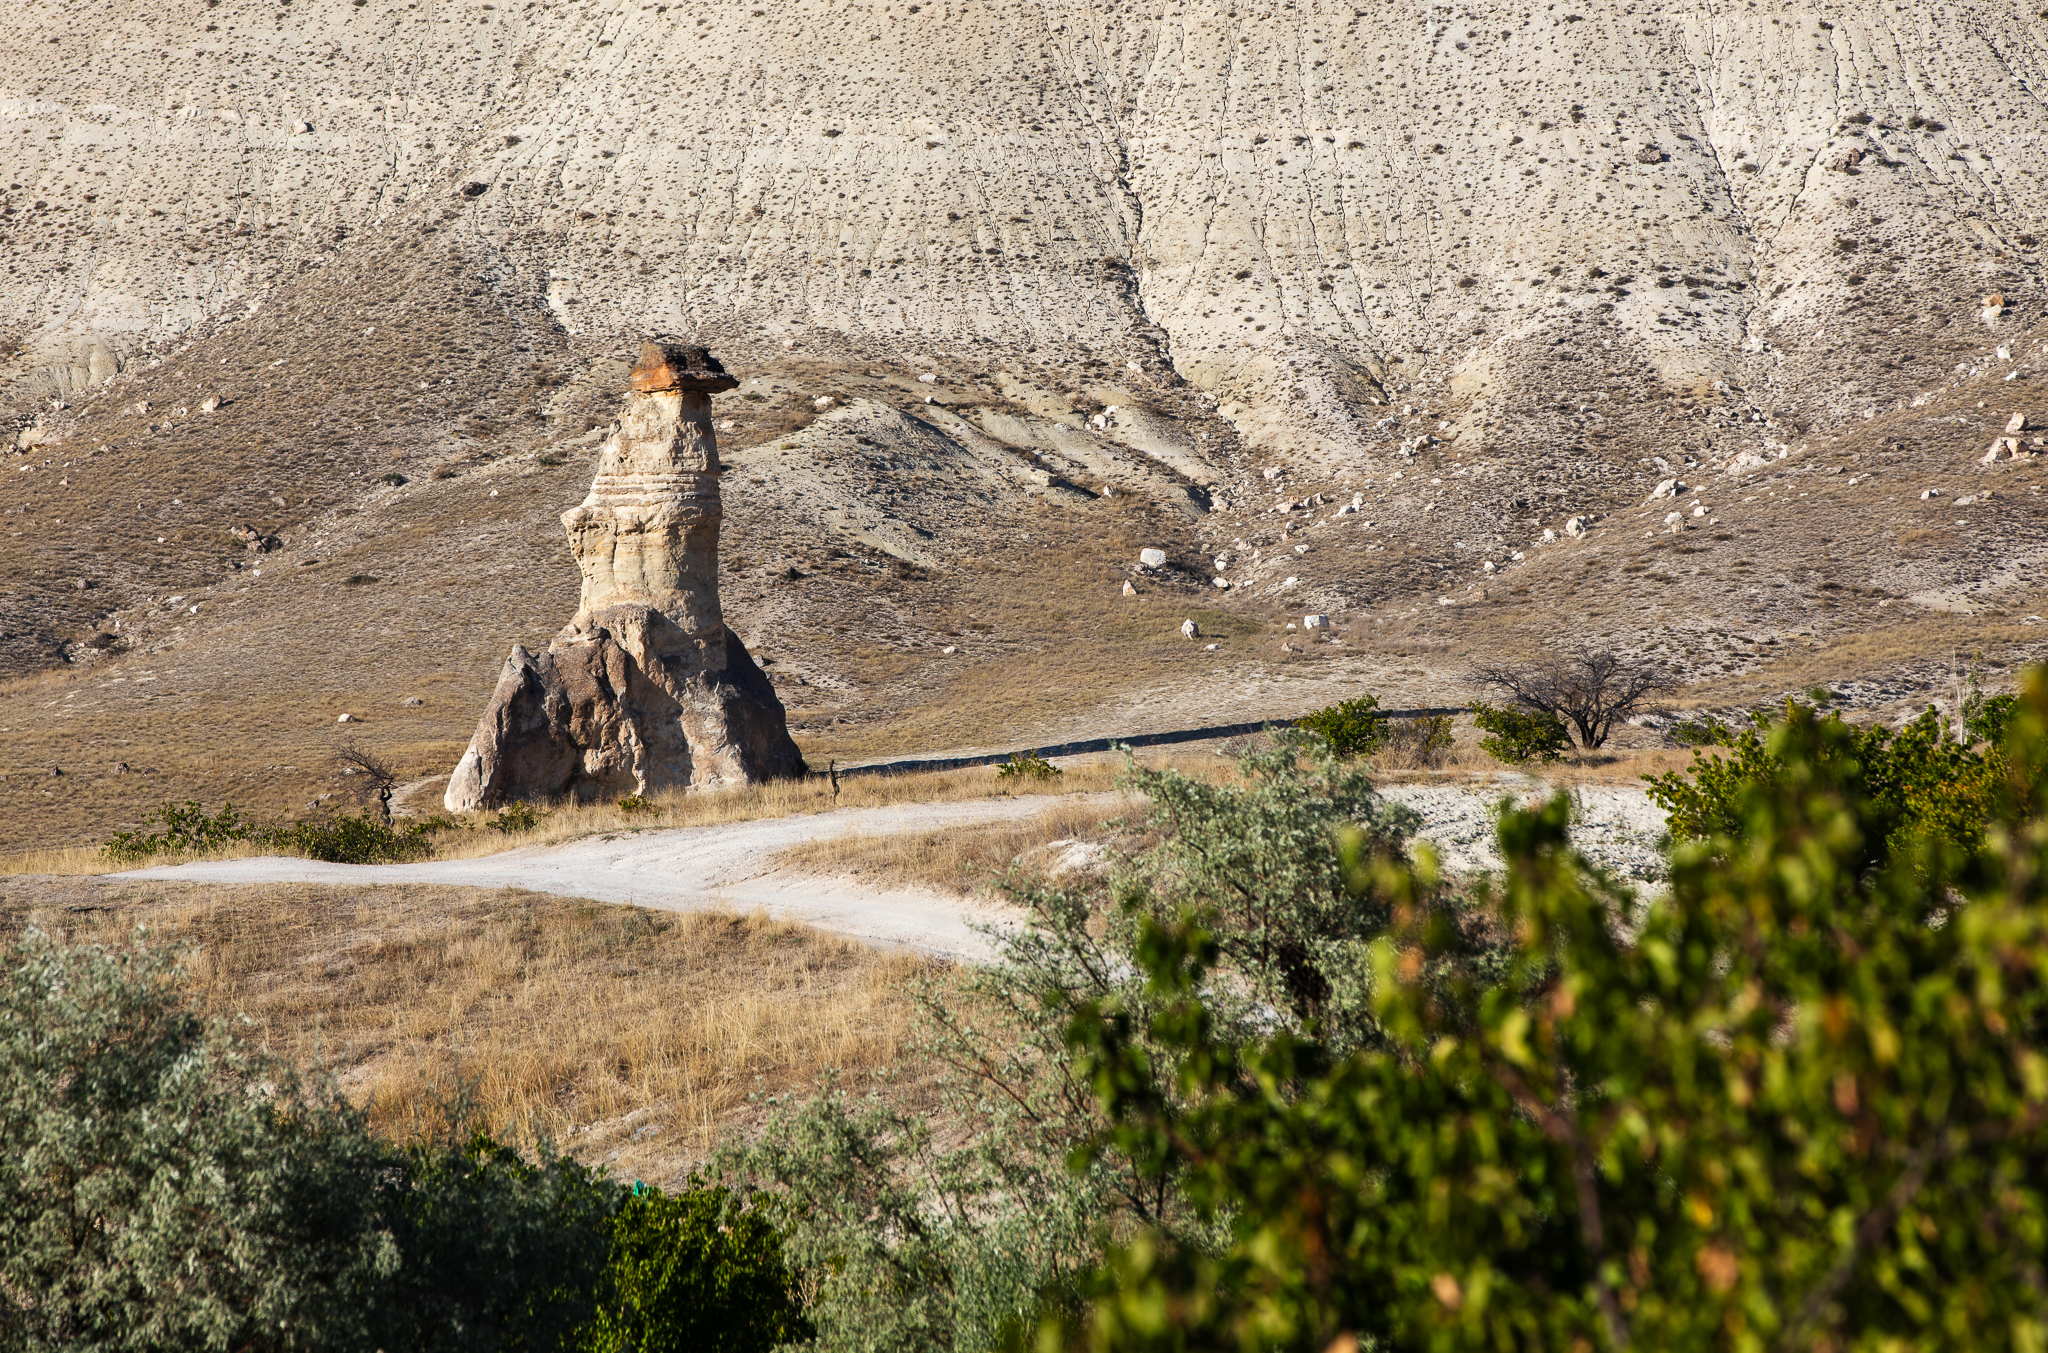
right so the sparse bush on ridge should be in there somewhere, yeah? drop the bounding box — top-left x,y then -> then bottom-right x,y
995,750 -> 1062,780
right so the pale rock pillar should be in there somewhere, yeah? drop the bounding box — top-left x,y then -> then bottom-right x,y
445,342 -> 803,812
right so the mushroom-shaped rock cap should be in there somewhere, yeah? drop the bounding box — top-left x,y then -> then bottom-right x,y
629,341 -> 739,395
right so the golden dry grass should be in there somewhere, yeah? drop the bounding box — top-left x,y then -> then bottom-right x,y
1,880 -> 932,1186
773,796 -> 1141,896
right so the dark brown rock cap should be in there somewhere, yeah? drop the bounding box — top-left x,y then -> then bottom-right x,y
630,341 -> 739,394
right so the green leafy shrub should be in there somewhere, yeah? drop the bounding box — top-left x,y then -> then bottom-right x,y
1470,701 -> 1571,763
274,811 -> 437,864
1644,700 -> 2005,859
383,1132 -> 617,1353
1294,696 -> 1389,757
489,801 -> 549,834
1049,669 -> 2048,1352
995,751 -> 1062,780
0,930 -> 812,1352
1667,714 -> 1732,747
580,1185 -> 809,1352
104,800 -> 258,861
0,931 -> 398,1350
616,793 -> 653,814
719,734 -> 1452,1352
1968,690 -> 2022,746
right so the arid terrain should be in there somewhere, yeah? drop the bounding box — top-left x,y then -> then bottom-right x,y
4,0 -> 2047,854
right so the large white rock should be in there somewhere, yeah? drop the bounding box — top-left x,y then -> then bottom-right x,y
1138,547 -> 1168,568
1180,619 -> 1200,639
1303,614 -> 1329,630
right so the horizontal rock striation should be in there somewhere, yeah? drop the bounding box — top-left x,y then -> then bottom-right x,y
445,342 -> 803,811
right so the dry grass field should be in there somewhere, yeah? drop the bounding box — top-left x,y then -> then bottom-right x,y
0,878 -> 931,1188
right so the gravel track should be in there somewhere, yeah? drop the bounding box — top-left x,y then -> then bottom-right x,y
119,784 -> 1670,958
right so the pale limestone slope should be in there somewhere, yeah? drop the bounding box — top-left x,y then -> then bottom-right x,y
4,0 -> 2044,463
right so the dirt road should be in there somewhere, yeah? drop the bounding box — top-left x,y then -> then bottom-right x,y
119,783 -> 1668,958
118,796 -> 1111,961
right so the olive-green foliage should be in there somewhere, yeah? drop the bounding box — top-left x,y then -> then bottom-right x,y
1051,671 -> 2048,1352
489,801 -> 549,834
719,735 -> 1466,1353
273,811 -> 438,864
0,933 -> 804,1353
1470,702 -> 1571,764
103,800 -> 260,860
1294,697 -> 1390,757
104,802 -> 439,864
617,794 -> 653,814
0,932 -> 397,1351
580,1186 -> 809,1353
996,751 -> 1063,780
1644,701 -> 2006,859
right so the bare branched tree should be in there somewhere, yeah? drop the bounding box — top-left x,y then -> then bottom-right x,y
334,739 -> 399,823
1472,649 -> 1678,749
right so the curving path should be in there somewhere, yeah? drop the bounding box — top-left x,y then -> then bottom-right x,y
117,796 -> 1119,962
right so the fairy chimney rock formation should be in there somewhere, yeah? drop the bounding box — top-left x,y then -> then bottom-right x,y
444,342 -> 804,812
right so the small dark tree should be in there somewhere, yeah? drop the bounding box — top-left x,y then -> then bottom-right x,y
1472,649 -> 1676,749
335,739 -> 400,824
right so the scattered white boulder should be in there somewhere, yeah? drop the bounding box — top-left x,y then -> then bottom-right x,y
1213,577 -> 1230,589
1691,503 -> 1708,518
941,644 -> 958,654
1664,511 -> 1684,525
337,713 -> 354,723
1482,560 -> 1496,573
1921,488 -> 1944,499
1204,642 -> 1219,651
918,372 -> 937,383
1650,478 -> 1685,499
812,395 -> 835,411
1303,614 -> 1329,631
292,119 -> 312,134
1262,466 -> 1284,480
1138,547 -> 1168,568
1180,619 -> 1200,640
2008,411 -> 2030,434
1564,516 -> 1590,538
199,395 -> 221,413
1541,528 -> 1558,544
1122,580 -> 1137,596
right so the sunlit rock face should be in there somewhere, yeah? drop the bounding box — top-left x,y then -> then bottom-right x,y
446,342 -> 803,812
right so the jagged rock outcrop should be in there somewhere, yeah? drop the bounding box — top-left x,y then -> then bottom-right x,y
445,342 -> 804,811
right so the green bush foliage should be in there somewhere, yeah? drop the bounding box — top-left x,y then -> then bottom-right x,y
489,801 -> 549,834
1048,671 -> 2048,1352
1294,697 -> 1390,757
1470,701 -> 1571,764
103,800 -> 260,860
273,811 -> 438,864
995,751 -> 1062,780
1644,700 -> 2006,860
0,932 -> 806,1352
719,734 -> 1459,1352
617,794 -> 653,814
0,932 -> 398,1350
1382,713 -> 1455,766
580,1185 -> 809,1353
